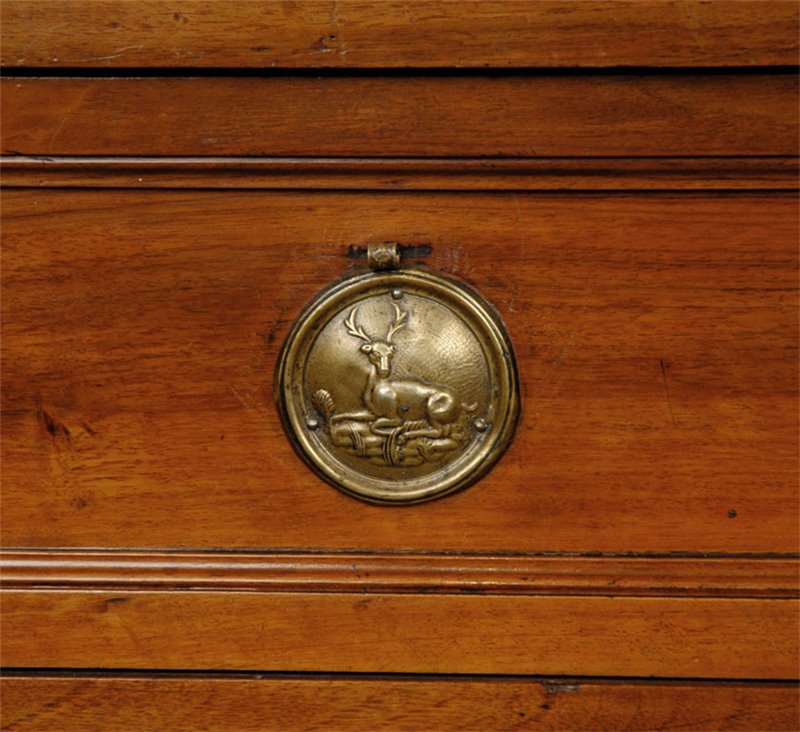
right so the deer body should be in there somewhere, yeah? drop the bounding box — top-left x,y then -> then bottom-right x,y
316,301 -> 473,465
338,304 -> 461,431
364,359 -> 458,428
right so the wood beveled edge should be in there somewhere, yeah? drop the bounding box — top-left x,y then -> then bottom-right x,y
1,549 -> 797,598
1,156 -> 797,191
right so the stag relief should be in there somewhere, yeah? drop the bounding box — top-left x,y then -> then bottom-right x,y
312,300 -> 476,466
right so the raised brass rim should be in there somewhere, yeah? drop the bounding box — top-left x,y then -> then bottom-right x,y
274,268 -> 519,505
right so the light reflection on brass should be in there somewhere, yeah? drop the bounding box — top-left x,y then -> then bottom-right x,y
276,267 -> 518,504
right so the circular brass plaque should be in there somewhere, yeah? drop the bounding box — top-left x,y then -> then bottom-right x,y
275,269 -> 518,504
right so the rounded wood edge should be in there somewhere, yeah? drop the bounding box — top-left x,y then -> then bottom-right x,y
2,550 -> 797,598
1,156 -> 798,192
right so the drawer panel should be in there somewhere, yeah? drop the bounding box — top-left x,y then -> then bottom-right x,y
1,189 -> 797,554
3,674 -> 798,732
2,590 -> 798,678
2,75 -> 798,157
3,0 -> 798,69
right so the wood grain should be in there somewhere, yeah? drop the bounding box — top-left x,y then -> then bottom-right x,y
2,590 -> 798,678
2,75 -> 797,157
3,550 -> 796,598
2,190 -> 797,554
2,674 -> 798,732
3,0 -> 797,712
2,0 -> 797,69
3,156 -> 798,192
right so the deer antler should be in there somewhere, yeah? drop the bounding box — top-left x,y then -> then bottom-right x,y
386,302 -> 408,343
344,306 -> 371,343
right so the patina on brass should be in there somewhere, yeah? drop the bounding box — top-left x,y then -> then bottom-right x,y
275,248 -> 518,504
366,241 -> 401,270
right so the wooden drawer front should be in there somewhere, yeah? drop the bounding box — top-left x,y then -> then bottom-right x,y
2,0 -> 797,69
3,75 -> 798,158
3,674 -> 799,732
2,190 -> 797,554
2,590 -> 797,678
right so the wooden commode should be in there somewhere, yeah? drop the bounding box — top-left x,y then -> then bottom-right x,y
1,2 -> 798,730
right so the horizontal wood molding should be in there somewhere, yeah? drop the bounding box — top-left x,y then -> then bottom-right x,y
3,674 -> 799,731
2,76 -> 797,158
2,589 -> 797,678
2,0 -> 797,69
2,550 -> 797,598
2,156 -> 797,192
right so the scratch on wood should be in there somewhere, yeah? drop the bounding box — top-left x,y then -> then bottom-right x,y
227,385 -> 273,427
329,0 -> 347,56
660,358 -> 678,426
534,274 -> 595,401
543,682 -> 581,695
46,113 -> 71,153
512,193 -> 525,254
83,44 -> 144,63
228,385 -> 253,410
509,194 -> 525,312
13,21 -> 70,64
46,84 -> 94,152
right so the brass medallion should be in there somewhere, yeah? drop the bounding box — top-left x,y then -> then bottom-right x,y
275,254 -> 518,504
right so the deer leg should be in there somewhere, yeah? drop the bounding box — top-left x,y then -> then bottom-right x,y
371,417 -> 402,434
330,420 -> 384,454
330,410 -> 374,423
397,426 -> 440,442
417,437 -> 460,461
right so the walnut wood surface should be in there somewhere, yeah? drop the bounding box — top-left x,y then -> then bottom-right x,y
2,0 -> 797,69
2,190 -> 797,554
3,156 -> 798,192
2,674 -> 798,732
2,76 -> 797,157
3,550 -> 796,598
2,590 -> 798,678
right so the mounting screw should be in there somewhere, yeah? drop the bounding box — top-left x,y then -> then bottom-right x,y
391,288 -> 403,300
473,417 -> 488,432
306,416 -> 320,430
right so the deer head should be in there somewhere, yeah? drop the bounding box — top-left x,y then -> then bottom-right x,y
344,303 -> 407,378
